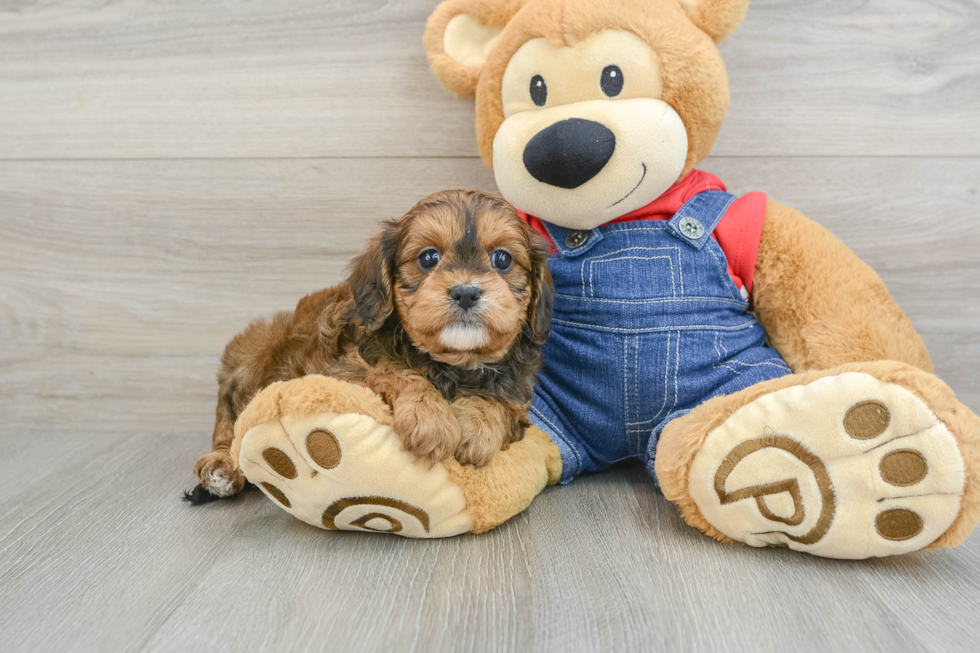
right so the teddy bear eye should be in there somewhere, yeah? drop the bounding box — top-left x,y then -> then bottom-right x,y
417,248 -> 441,271
601,65 -> 624,97
529,74 -> 547,106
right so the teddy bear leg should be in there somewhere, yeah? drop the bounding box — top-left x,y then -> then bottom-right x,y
655,361 -> 980,558
230,374 -> 561,537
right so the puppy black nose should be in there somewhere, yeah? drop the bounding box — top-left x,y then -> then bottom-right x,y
523,118 -> 616,189
450,285 -> 482,311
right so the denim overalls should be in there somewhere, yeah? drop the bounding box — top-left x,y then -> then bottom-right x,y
528,190 -> 792,484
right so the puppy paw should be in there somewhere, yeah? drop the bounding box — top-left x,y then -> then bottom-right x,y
193,450 -> 246,498
391,391 -> 462,466
451,397 -> 514,467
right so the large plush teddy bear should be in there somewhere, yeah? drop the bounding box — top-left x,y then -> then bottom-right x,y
226,0 -> 979,558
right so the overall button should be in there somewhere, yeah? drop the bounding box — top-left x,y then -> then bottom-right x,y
566,230 -> 589,248
678,216 -> 705,240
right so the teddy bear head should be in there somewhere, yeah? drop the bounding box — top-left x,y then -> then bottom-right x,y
424,0 -> 748,229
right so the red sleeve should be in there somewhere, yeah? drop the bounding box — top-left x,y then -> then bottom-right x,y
713,191 -> 767,297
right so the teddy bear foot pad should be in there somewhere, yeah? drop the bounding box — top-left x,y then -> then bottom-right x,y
688,372 -> 967,558
235,379 -> 475,538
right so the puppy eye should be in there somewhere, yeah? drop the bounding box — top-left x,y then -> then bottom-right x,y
490,248 -> 513,272
601,65 -> 623,97
417,248 -> 441,271
530,74 -> 547,107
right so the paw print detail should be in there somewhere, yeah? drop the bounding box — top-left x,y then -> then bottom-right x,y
235,389 -> 471,538
261,448 -> 298,479
713,435 -> 835,546
306,429 -> 341,469
322,496 -> 431,535
878,449 -> 927,487
260,482 -> 291,508
689,372 -> 967,558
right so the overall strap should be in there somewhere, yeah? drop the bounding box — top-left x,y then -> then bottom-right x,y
666,190 -> 737,250
540,222 -> 605,258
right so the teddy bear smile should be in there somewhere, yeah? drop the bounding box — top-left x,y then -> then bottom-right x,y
610,162 -> 647,208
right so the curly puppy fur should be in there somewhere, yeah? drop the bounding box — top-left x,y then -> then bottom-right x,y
191,190 -> 554,499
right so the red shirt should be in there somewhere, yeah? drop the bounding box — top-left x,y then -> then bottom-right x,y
518,170 -> 767,298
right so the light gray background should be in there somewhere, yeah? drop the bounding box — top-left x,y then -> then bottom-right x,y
1,1 -> 978,652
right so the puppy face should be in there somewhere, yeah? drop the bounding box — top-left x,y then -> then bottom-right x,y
347,190 -> 553,365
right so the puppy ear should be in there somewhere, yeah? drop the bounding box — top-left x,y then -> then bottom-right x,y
525,231 -> 554,345
678,0 -> 750,43
346,223 -> 399,333
424,0 -> 523,98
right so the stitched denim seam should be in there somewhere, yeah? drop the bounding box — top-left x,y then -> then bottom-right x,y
633,334 -> 640,452
602,226 -> 668,235
554,295 -> 746,307
625,330 -> 671,428
551,318 -> 758,333
530,405 -> 583,470
672,329 -> 680,410
623,337 -> 631,453
728,360 -> 791,370
587,255 -> 676,298
584,245 -> 681,259
717,360 -> 792,375
577,246 -> 680,298
713,332 -> 791,375
704,244 -> 739,301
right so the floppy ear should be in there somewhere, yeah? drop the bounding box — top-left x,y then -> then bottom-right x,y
678,0 -> 750,43
346,222 -> 399,333
423,0 -> 524,98
525,231 -> 554,345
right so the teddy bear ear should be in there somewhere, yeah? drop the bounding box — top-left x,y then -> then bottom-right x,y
678,0 -> 750,43
424,0 -> 523,98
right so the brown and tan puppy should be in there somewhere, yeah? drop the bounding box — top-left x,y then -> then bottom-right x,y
190,190 -> 553,500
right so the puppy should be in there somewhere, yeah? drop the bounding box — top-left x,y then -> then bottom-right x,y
190,190 -> 554,501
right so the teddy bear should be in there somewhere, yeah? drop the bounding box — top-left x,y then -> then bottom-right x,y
224,0 -> 979,558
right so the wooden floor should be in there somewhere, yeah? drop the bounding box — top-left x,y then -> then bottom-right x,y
1,1 -> 979,651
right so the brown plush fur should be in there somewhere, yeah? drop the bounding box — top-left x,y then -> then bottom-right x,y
195,190 -> 554,496
444,425 -> 563,533
655,360 -> 980,551
683,0 -> 749,43
424,0 -> 530,98
425,0 -> 736,176
753,200 -> 933,373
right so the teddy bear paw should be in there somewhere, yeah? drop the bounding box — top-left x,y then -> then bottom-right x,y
687,372 -> 968,558
234,376 -> 474,538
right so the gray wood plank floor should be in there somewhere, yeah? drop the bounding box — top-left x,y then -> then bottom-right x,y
1,1 -> 978,652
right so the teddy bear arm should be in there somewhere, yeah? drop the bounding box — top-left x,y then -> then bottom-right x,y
752,199 -> 932,374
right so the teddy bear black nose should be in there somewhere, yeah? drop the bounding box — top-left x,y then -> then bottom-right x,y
523,118 -> 616,189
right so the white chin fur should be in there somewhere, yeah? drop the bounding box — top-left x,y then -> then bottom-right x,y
439,324 -> 489,351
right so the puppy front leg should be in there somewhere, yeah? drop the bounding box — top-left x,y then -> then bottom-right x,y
363,371 -> 462,467
451,397 -> 529,467
193,393 -> 247,499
